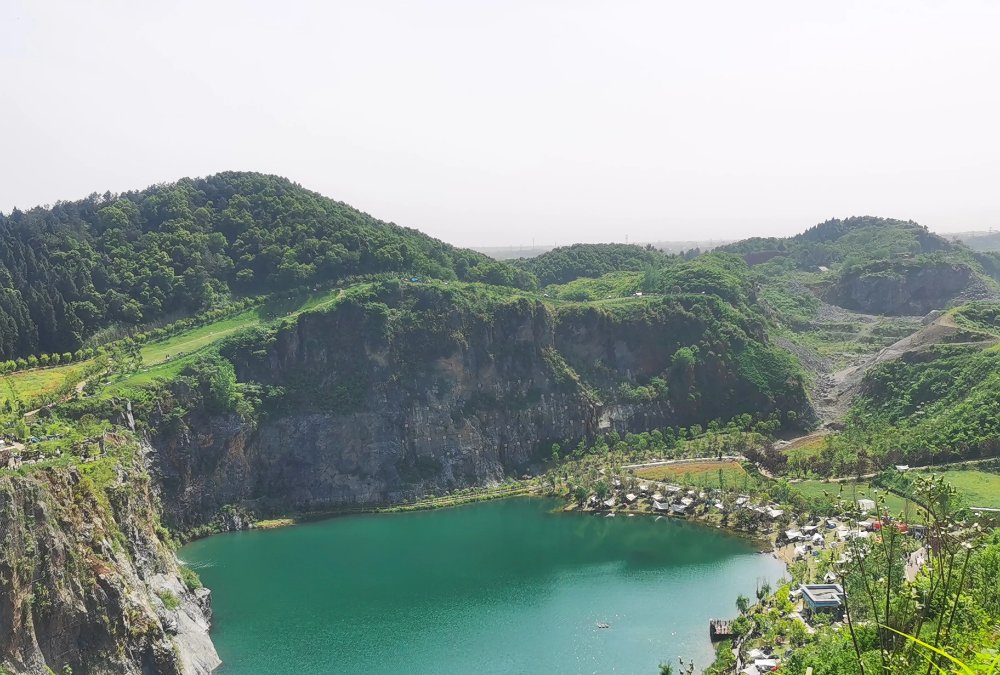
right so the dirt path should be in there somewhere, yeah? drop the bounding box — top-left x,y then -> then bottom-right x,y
775,304 -> 1000,456
805,311 -> 990,428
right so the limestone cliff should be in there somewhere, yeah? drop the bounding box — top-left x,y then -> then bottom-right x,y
146,283 -> 811,530
0,443 -> 219,675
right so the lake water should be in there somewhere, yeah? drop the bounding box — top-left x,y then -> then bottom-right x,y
180,498 -> 784,674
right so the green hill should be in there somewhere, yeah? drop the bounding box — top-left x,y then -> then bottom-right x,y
0,172 -> 532,359
512,243 -> 671,286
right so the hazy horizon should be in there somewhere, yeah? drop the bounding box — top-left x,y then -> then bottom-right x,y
3,0 -> 999,247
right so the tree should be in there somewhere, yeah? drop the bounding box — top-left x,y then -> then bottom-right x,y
838,475 -> 986,674
756,580 -> 771,604
106,339 -> 143,377
736,594 -> 750,615
594,480 -> 610,500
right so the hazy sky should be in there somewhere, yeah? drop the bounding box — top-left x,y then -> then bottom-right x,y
2,1 -> 998,246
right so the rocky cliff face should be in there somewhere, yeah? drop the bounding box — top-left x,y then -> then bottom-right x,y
147,286 -> 811,530
0,443 -> 219,675
824,260 -> 975,315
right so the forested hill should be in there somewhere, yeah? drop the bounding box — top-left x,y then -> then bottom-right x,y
0,172 -> 532,359
512,243 -> 672,286
719,216 -> 1000,275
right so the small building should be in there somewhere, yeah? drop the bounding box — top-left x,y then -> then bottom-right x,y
625,493 -> 637,504
857,498 -> 877,513
811,533 -> 825,545
670,503 -> 689,516
603,498 -> 616,509
801,584 -> 845,617
785,529 -> 803,542
653,500 -> 671,512
895,465 -> 910,472
651,492 -> 664,502
767,508 -> 784,519
680,497 -> 694,507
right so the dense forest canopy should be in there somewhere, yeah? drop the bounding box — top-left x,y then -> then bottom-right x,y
0,172 -> 533,359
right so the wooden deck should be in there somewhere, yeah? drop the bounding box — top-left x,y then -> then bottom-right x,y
709,619 -> 734,640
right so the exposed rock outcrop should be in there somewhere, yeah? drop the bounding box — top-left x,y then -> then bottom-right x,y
823,260 -> 975,315
0,445 -> 219,675
147,287 -> 811,529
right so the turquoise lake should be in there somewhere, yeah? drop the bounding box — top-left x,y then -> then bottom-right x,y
180,498 -> 785,674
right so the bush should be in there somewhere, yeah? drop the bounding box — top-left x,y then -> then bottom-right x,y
156,590 -> 180,610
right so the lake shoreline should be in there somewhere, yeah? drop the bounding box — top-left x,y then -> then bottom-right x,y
190,483 -> 784,558
180,482 -> 545,542
181,496 -> 787,674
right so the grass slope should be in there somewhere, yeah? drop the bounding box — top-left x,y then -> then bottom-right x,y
109,287 -> 347,394
791,479 -> 921,520
635,461 -> 754,490
0,362 -> 88,407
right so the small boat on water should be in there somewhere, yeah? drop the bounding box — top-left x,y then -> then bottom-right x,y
596,622 -> 610,629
